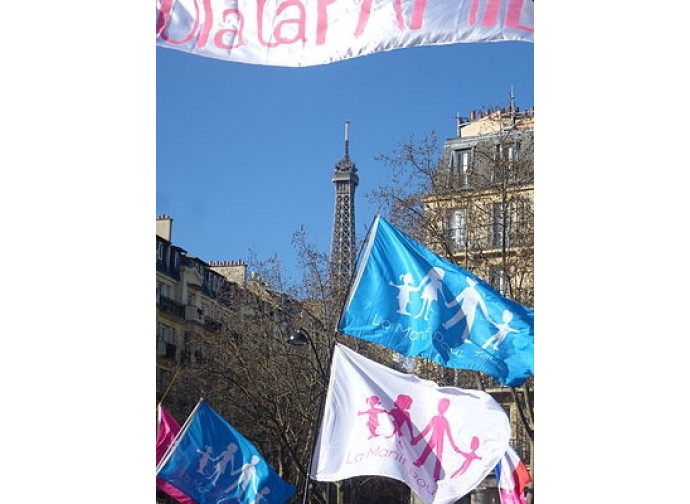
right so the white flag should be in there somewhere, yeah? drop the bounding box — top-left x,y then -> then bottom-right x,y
156,0 -> 534,67
312,343 -> 510,504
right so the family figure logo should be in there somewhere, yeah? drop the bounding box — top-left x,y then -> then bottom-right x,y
357,394 -> 484,482
193,442 -> 264,500
339,215 -> 534,387
313,344 -> 512,504
156,401 -> 296,504
389,267 -> 507,348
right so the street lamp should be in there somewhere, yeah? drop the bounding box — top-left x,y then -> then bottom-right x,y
288,328 -> 331,504
288,329 -> 326,381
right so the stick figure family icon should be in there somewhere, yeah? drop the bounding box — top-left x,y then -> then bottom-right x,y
358,394 -> 483,481
389,268 -> 517,350
195,444 -> 270,503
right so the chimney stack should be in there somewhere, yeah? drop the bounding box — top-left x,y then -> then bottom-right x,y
156,214 -> 173,241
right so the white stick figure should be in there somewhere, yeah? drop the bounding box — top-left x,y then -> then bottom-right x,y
196,446 -> 214,475
482,309 -> 518,350
414,267 -> 447,321
208,442 -> 238,484
443,277 -> 491,343
224,455 -> 260,500
389,272 -> 421,316
250,486 -> 271,504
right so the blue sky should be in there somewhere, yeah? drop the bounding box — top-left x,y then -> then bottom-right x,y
156,41 -> 534,282
4,4 -> 689,500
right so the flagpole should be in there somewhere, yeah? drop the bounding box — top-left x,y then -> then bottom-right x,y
335,214 -> 379,332
156,397 -> 204,475
158,363 -> 181,405
301,341 -> 336,504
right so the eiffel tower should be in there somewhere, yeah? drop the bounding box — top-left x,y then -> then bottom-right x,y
330,121 -> 359,290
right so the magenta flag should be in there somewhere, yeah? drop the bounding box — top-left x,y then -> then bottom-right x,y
156,405 -> 197,504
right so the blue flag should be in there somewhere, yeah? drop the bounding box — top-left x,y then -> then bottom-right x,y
338,215 -> 534,387
156,400 -> 296,504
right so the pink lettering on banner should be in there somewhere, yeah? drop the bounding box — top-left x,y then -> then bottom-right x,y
353,0 -> 373,38
316,0 -> 337,44
505,0 -> 533,33
393,0 -> 405,29
408,0 -> 427,30
355,0 -> 428,38
275,1 -> 308,44
197,0 -> 214,48
257,0 -> 307,47
469,0 -> 533,32
156,0 -> 173,36
480,0 -> 500,27
214,9 -> 245,49
156,0 -> 533,66
408,467 -> 437,496
469,0 -> 479,25
157,0 -> 199,44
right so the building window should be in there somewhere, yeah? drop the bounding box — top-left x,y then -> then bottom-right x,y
157,322 -> 173,344
156,240 -> 165,262
509,140 -> 520,162
449,209 -> 467,249
157,323 -> 178,360
492,202 -> 512,247
489,265 -> 507,296
490,144 -> 502,182
206,272 -> 221,297
513,199 -> 533,245
159,282 -> 171,299
507,140 -> 521,181
452,149 -> 471,187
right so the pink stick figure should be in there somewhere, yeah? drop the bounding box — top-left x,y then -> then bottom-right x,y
386,394 -> 415,444
451,436 -> 483,478
358,395 -> 387,439
411,397 -> 461,481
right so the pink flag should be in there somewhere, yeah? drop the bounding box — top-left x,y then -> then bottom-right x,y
156,406 -> 197,504
495,445 -> 531,504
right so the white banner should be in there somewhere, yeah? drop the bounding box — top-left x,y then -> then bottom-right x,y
312,343 -> 511,504
156,0 -> 533,66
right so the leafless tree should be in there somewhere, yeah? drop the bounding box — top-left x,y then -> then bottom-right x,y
158,108 -> 534,504
366,108 -> 535,473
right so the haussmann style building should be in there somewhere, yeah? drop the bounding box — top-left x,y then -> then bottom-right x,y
416,103 -> 535,504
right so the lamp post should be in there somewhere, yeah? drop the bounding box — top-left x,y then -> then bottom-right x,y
288,329 -> 326,381
288,328 -> 331,504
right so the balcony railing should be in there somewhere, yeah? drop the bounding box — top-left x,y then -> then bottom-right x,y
513,436 -> 532,466
184,304 -> 203,323
158,295 -> 185,318
156,341 -> 178,360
